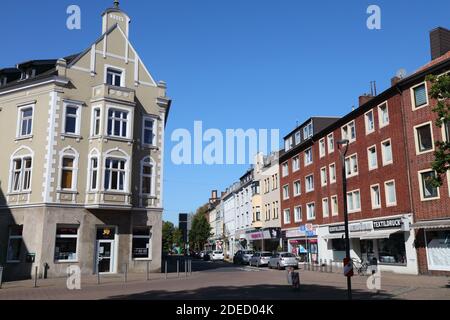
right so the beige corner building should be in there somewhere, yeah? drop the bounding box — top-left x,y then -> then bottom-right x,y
0,3 -> 170,280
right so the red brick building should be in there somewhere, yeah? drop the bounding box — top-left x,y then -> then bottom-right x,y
279,27 -> 450,275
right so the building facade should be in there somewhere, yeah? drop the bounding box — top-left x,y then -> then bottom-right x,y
0,3 -> 170,280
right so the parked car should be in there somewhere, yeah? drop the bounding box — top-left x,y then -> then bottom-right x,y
269,252 -> 299,270
210,251 -> 224,261
203,250 -> 212,261
249,251 -> 272,267
233,250 -> 254,265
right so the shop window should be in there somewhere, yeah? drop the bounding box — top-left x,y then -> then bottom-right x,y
426,230 -> 450,271
132,227 -> 152,259
54,225 -> 79,261
377,233 -> 406,265
331,238 -> 346,251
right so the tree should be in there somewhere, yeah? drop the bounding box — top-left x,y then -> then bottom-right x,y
189,204 -> 212,251
172,228 -> 184,248
162,221 -> 175,253
428,73 -> 450,186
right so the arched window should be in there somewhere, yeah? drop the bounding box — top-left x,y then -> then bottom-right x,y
9,147 -> 34,193
103,148 -> 130,192
58,147 -> 79,191
140,157 -> 155,196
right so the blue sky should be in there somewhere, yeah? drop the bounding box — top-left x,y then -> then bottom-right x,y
2,0 -> 449,224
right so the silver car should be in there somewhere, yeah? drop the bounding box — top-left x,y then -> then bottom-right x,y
241,250 -> 255,264
269,252 -> 299,270
249,251 -> 272,267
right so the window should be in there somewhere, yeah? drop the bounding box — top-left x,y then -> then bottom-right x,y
303,121 -> 313,139
60,157 -> 75,190
143,117 -> 157,146
141,157 -> 155,196
89,157 -> 99,191
322,198 -> 329,218
294,131 -> 301,145
11,157 -> 32,192
414,122 -> 434,154
345,154 -> 358,177
255,207 -> 261,221
327,133 -> 334,153
342,121 -> 356,143
371,184 -> 381,209
319,138 -> 326,158
329,163 -> 336,184
347,190 -> 361,213
282,162 -> 289,177
92,107 -> 101,136
104,158 -> 127,191
294,206 -> 302,222
306,203 -> 315,220
377,234 -> 406,265
365,110 -> 375,134
412,83 -> 428,109
304,148 -> 313,166
444,120 -> 450,142
273,174 -> 278,190
419,170 -> 440,200
368,146 -> 378,170
63,104 -> 81,135
18,105 -> 33,137
107,109 -> 129,138
285,137 -> 293,151
384,180 -> 397,206
106,68 -> 123,87
282,185 -> 290,200
305,175 -> 314,192
292,156 -> 300,172
331,195 -> 338,216
7,226 -> 23,263
320,167 -> 327,186
293,180 -> 301,196
378,102 -> 389,127
381,139 -> 393,165
54,225 -> 78,262
283,209 -> 291,224
132,227 -> 152,259
273,201 -> 279,219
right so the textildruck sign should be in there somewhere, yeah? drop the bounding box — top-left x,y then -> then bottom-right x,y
329,224 -> 345,234
373,218 -> 402,230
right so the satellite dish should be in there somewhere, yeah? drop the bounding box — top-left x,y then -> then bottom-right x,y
396,68 -> 407,79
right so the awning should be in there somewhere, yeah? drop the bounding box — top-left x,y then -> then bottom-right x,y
359,229 -> 400,240
349,231 -> 370,239
411,219 -> 450,230
322,234 -> 345,240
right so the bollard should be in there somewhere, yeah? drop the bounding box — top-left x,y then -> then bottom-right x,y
329,260 -> 332,273
185,260 -> 187,278
0,266 -> 3,289
177,260 -> 180,278
190,259 -> 192,276
124,263 -> 128,283
319,259 -> 323,272
97,262 -> 101,285
34,266 -> 38,288
146,261 -> 150,281
164,260 -> 168,279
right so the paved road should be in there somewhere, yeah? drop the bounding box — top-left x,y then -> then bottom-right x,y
0,260 -> 448,300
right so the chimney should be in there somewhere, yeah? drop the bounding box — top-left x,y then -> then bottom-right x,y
209,190 -> 218,204
391,76 -> 401,86
430,27 -> 450,60
358,94 -> 373,107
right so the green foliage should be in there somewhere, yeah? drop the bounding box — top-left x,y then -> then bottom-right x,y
162,221 -> 175,253
189,204 -> 212,251
427,74 -> 450,186
172,228 -> 184,247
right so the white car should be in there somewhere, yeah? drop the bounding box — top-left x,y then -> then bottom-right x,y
210,251 -> 224,261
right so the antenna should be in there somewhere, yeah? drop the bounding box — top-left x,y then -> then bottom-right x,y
396,68 -> 407,79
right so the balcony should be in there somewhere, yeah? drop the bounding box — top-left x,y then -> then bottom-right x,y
91,84 -> 135,104
85,191 -> 132,210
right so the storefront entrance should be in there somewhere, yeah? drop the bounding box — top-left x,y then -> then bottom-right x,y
95,226 -> 117,274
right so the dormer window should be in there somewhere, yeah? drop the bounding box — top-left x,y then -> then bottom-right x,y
106,67 -> 123,87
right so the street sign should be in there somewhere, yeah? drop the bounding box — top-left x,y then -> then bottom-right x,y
343,257 -> 353,277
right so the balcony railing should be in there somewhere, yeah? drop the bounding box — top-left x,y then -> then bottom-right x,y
92,84 -> 135,104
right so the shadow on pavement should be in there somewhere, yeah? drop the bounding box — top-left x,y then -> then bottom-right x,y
106,283 -> 396,300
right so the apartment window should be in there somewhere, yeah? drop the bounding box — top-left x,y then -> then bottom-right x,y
284,209 -> 291,224
378,102 -> 389,127
365,110 -> 375,134
347,190 -> 361,213
331,195 -> 338,216
11,157 -> 32,192
255,207 -> 261,221
368,146 -> 378,170
294,206 -> 302,222
305,175 -> 314,192
329,163 -> 336,184
327,133 -> 334,153
92,108 -> 101,136
444,121 -> 450,142
342,121 -> 356,142
384,180 -> 397,207
273,174 -> 278,190
63,104 -> 81,135
60,157 -> 76,190
320,167 -> 327,186
282,185 -> 290,200
273,201 -> 279,219
345,154 -> 358,177
106,68 -> 123,87
141,158 -> 155,196
322,198 -> 329,218
419,170 -> 440,200
54,225 -> 78,262
414,122 -> 434,154
285,137 -> 293,151
371,184 -> 381,209
381,139 -> 393,165
304,122 -> 313,139
292,156 -> 300,172
143,117 -> 157,146
319,138 -> 326,158
282,162 -> 289,177
104,158 -> 127,191
306,203 -> 315,220
18,105 -> 33,137
89,157 -> 99,191
294,131 -> 301,145
132,227 -> 152,259
293,180 -> 301,196
412,83 -> 428,109
7,226 -> 23,263
108,109 -> 129,138
304,147 -> 313,166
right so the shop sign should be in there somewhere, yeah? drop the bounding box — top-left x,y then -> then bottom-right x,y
286,229 -> 306,238
329,224 -> 345,234
248,231 -> 264,240
300,224 -> 317,237
373,218 -> 403,230
349,221 -> 373,232
264,228 -> 281,239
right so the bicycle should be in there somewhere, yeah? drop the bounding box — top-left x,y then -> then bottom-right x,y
352,258 -> 369,276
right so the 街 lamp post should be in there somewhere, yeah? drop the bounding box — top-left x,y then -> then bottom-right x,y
338,139 -> 352,301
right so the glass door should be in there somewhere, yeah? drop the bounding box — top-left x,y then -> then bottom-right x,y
97,240 -> 115,273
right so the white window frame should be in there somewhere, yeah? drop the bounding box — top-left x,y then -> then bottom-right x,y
87,149 -> 100,192
292,155 -> 300,172
105,65 -> 126,87
281,162 -> 289,177
294,206 -> 302,223
90,106 -> 102,137
381,138 -> 393,166
365,110 -> 375,135
322,198 -> 329,218
341,120 -> 356,143
411,81 -> 429,110
142,116 -> 158,147
346,189 -> 361,213
54,225 -> 79,263
283,209 -> 291,224
384,180 -> 397,207
370,184 -> 381,209
62,102 -> 82,136
306,202 -> 316,221
320,166 -> 328,187
418,169 -> 440,201
58,147 -> 79,192
345,153 -> 359,178
367,145 -> 378,171
282,184 -> 290,200
319,138 -> 326,158
331,195 -> 338,216
304,147 -> 313,166
413,121 -> 435,155
327,133 -> 335,153
9,155 -> 33,193
293,180 -> 301,197
329,163 -> 336,184
16,104 -> 34,138
103,149 -> 130,193
378,101 -> 390,128
106,105 -> 132,139
294,131 -> 301,145
303,121 -> 313,139
305,174 -> 314,193
140,157 -> 156,197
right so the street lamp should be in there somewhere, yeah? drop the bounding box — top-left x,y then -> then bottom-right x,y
337,139 -> 352,300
